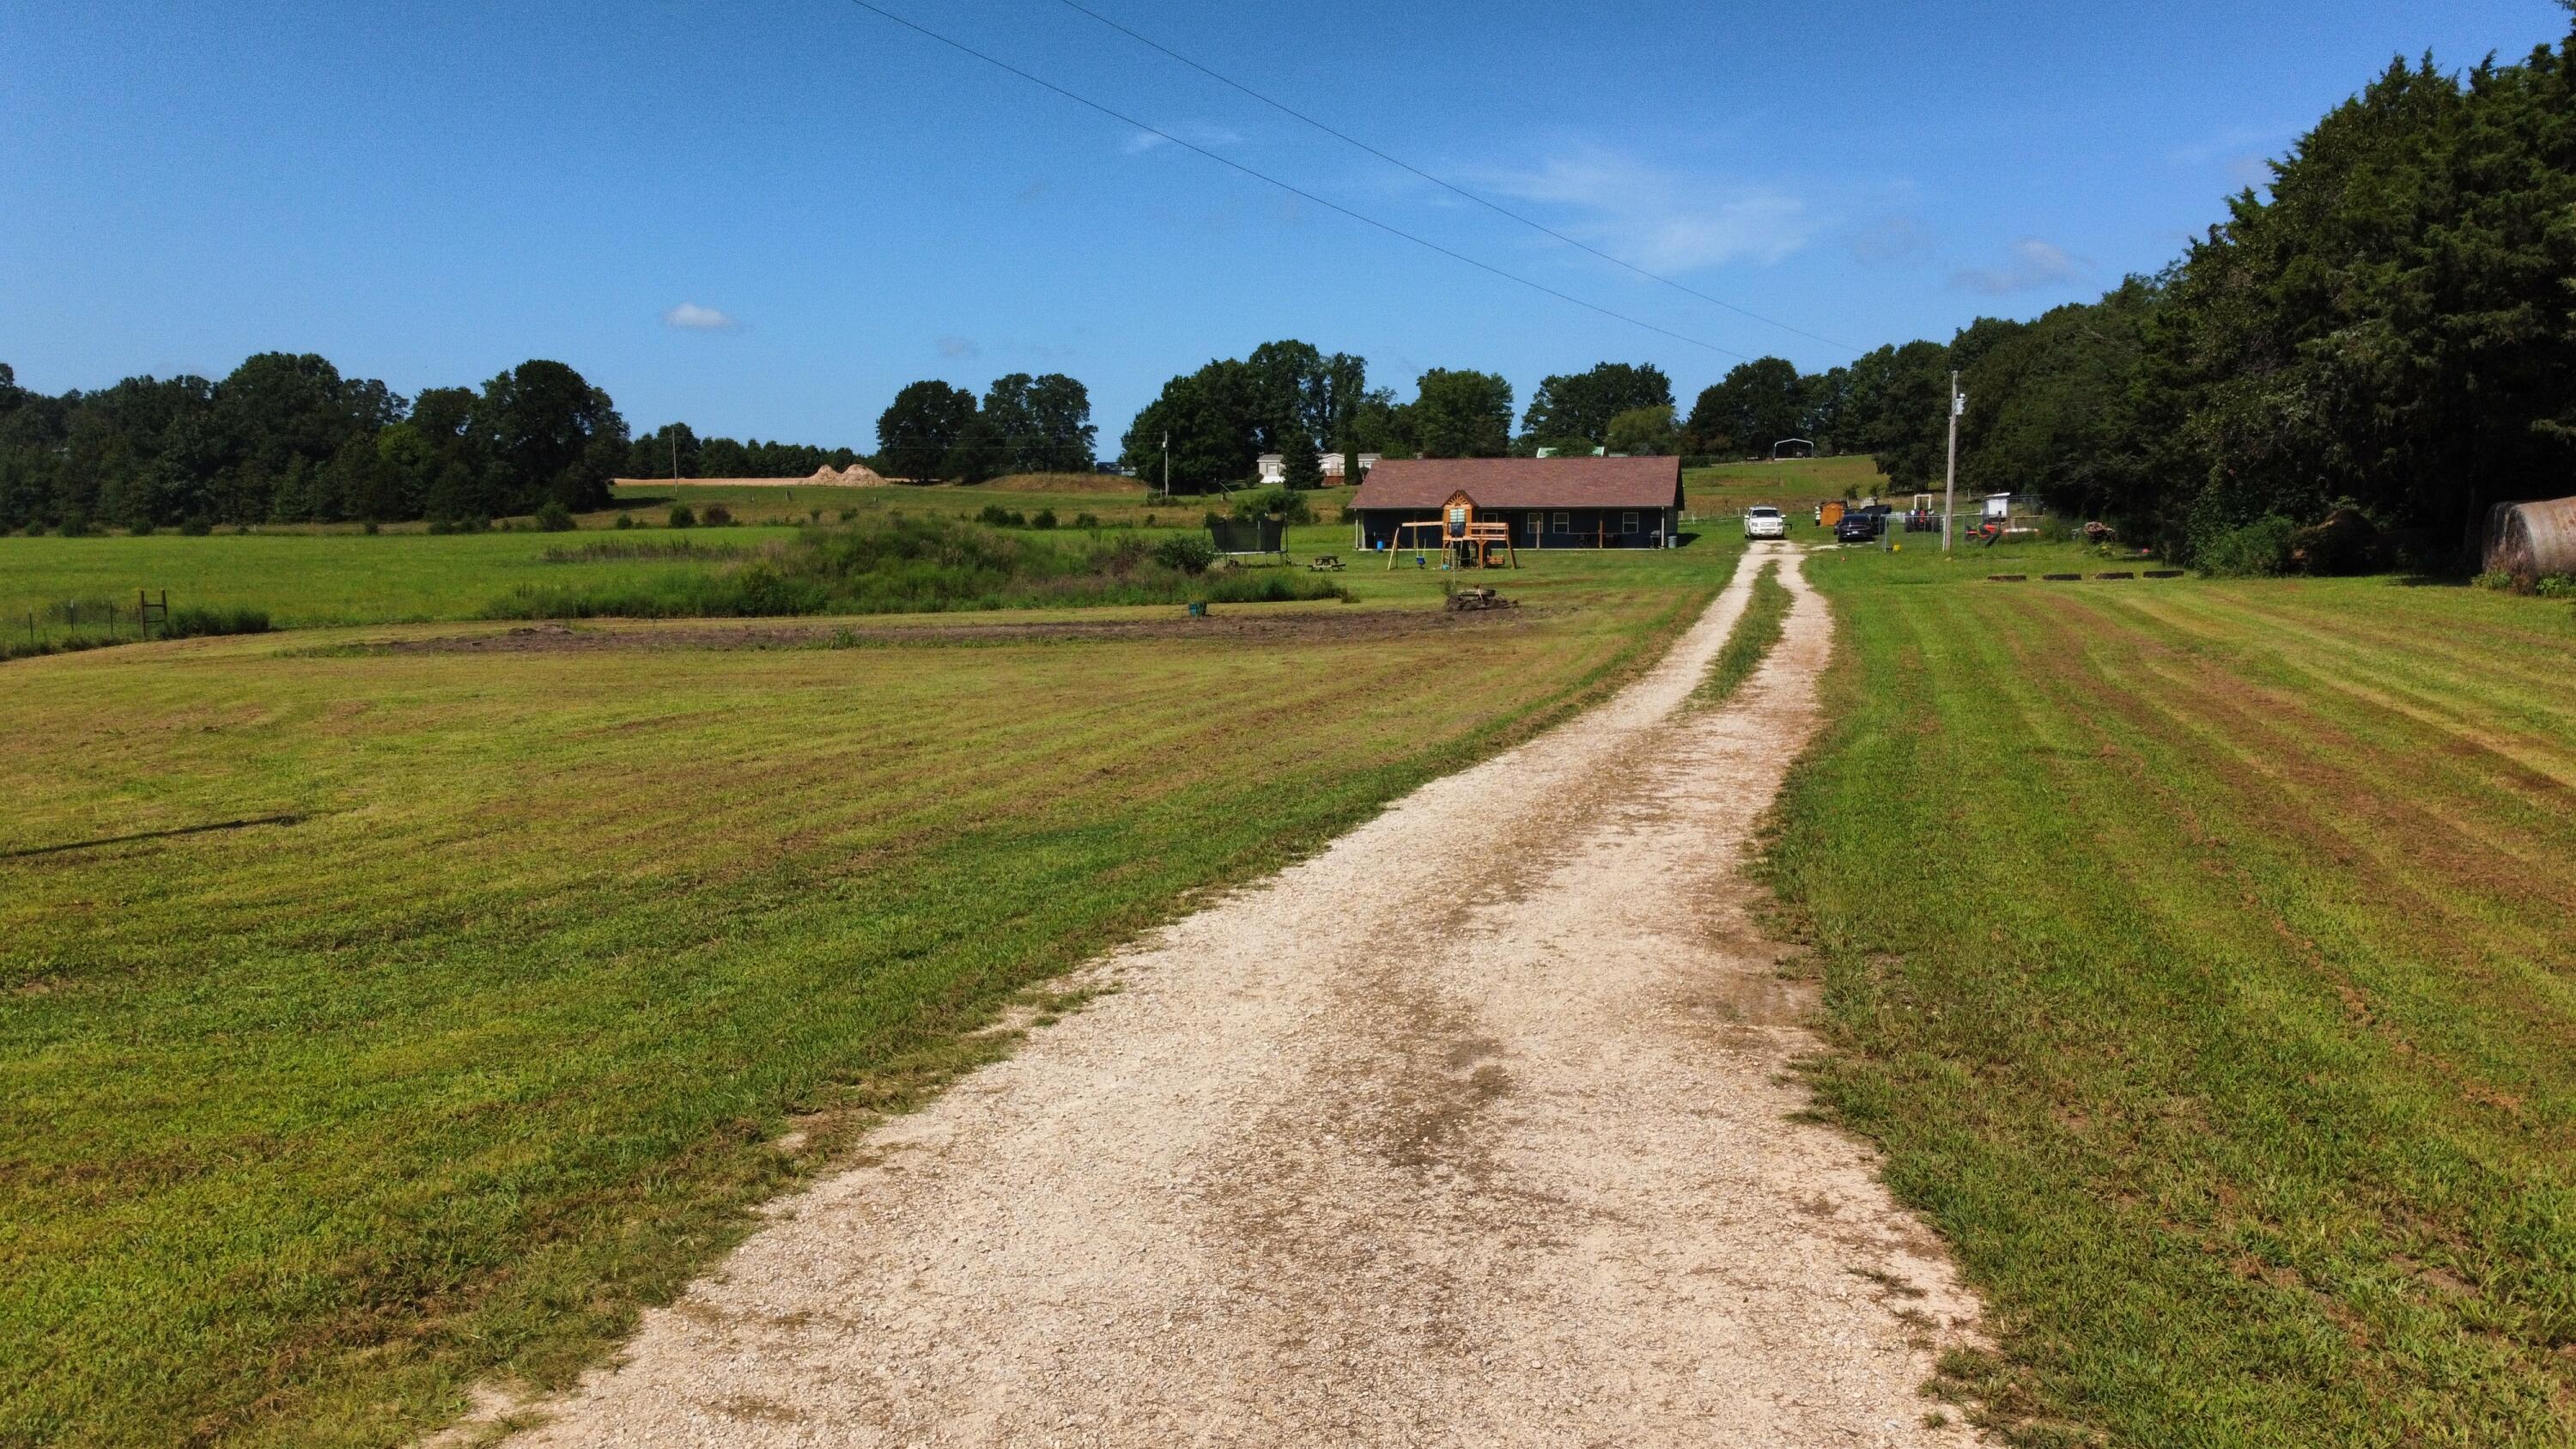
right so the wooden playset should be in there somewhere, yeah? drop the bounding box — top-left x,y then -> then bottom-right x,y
1388,490 -> 1519,570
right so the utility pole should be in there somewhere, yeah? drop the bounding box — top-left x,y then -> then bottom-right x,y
1162,431 -> 1170,499
670,431 -> 678,483
1941,371 -> 1962,553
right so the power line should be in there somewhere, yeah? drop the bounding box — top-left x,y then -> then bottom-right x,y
840,0 -> 1757,363
1050,0 -> 1863,358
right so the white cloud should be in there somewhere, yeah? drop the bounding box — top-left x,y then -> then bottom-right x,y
660,301 -> 740,331
1951,240 -> 2085,295
1470,144 -> 1810,274
2168,125 -> 2292,193
1850,214 -> 1933,265
937,336 -> 980,359
1123,122 -> 1245,155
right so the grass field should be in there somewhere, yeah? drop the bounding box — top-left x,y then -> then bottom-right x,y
0,494 -> 1728,652
1686,453 -> 1889,511
1766,545 -> 2576,1444
0,529 -> 820,645
0,534 -> 1740,1446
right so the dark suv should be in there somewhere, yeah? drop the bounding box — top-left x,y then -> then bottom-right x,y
1834,508 -> 1886,544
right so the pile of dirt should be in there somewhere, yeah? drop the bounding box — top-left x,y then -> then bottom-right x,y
808,463 -> 890,487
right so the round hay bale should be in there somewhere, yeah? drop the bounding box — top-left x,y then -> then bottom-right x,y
2486,496 -> 2576,578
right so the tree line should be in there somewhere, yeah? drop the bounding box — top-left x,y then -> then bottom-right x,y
1865,29 -> 2576,565
1110,341 -> 1951,491
0,354 -> 638,530
871,373 -> 1097,483
0,352 -> 1101,529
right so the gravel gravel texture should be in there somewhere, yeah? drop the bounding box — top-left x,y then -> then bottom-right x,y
490,542 -> 1989,1447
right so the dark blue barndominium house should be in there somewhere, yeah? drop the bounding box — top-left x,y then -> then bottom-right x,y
1347,456 -> 1686,552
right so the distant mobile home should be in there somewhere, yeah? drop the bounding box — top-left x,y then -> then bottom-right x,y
1347,456 -> 1684,551
1256,450 -> 1380,485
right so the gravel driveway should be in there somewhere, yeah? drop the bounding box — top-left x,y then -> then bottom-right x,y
493,542 -> 1988,1447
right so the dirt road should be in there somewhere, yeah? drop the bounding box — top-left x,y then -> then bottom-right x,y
499,543 -> 1987,1447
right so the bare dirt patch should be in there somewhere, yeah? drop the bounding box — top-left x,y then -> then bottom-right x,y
485,544 -> 1987,1447
359,606 -> 1522,656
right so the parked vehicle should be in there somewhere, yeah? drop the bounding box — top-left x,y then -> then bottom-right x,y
1743,505 -> 1787,540
1834,509 -> 1885,544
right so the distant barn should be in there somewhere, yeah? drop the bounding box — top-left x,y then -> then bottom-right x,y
1347,456 -> 1684,551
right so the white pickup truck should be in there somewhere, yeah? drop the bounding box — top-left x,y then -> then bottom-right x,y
1742,505 -> 1787,540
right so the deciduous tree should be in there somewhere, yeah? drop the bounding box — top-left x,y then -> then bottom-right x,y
878,381 -> 978,482
1411,368 -> 1513,458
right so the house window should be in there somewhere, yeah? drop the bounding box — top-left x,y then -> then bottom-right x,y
1552,512 -> 1569,533
1621,511 -> 1639,534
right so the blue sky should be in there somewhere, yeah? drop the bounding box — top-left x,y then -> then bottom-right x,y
3,0 -> 2567,450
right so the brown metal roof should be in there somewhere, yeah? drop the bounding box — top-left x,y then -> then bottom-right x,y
1348,456 -> 1682,512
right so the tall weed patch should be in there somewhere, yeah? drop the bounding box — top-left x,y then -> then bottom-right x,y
488,515 -> 1346,619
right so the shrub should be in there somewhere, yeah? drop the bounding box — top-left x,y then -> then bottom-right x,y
2473,569 -> 2517,591
127,519 -> 155,537
702,504 -> 734,527
1152,534 -> 1219,574
2538,574 -> 2576,600
838,508 -> 859,522
2196,516 -> 2295,577
536,501 -> 577,533
1230,486 -> 1315,525
486,514 -> 1340,621
614,512 -> 636,530
163,606 -> 271,639
361,521 -> 380,536
977,503 -> 1014,527
57,515 -> 90,538
1030,508 -> 1058,529
668,504 -> 697,529
1073,512 -> 1101,530
2286,505 -> 2381,575
808,507 -> 823,524
179,515 -> 213,537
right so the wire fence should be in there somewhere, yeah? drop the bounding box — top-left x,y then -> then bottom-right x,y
11,591 -> 171,656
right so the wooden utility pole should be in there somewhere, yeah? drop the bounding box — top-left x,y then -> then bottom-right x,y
1941,371 -> 1962,552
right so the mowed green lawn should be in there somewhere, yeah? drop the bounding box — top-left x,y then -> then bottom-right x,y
0,529 -> 822,640
0,538 -> 1736,1446
1769,545 -> 2576,1444
1686,453 -> 1889,511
